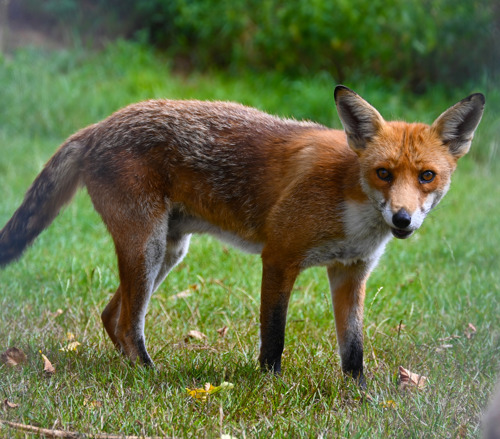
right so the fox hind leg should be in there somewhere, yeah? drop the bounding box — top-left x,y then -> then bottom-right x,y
110,217 -> 169,366
101,285 -> 123,350
101,217 -> 191,366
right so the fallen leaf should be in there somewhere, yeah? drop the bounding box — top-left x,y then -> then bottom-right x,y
39,351 -> 55,374
186,381 -> 234,402
186,385 -> 211,402
435,344 -> 454,353
170,284 -> 199,300
170,290 -> 192,300
65,332 -> 76,341
83,399 -> 103,408
217,326 -> 229,337
4,399 -> 19,409
1,347 -> 27,367
437,335 -> 460,341
457,424 -> 468,438
465,323 -> 477,339
60,341 -> 81,352
186,330 -> 207,341
380,400 -> 396,409
399,366 -> 427,390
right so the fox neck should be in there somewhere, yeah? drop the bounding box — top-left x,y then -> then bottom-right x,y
291,130 -> 392,269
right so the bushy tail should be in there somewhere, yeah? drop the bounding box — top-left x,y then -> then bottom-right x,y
0,134 -> 87,267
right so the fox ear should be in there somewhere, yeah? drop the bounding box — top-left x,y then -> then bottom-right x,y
334,85 -> 385,152
431,93 -> 485,159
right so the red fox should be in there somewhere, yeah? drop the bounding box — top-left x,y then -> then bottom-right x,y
0,86 -> 484,386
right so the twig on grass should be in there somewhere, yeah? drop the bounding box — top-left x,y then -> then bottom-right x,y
0,419 -> 167,439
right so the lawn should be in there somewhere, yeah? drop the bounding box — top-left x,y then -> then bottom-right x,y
0,42 -> 499,438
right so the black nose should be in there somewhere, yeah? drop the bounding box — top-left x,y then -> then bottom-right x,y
392,209 -> 411,229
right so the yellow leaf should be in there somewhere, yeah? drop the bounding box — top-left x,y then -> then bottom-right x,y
60,341 -> 81,352
186,382 -> 234,402
380,400 -> 397,409
186,386 -> 209,402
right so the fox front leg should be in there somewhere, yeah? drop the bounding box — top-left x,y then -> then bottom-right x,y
327,263 -> 369,388
258,260 -> 299,374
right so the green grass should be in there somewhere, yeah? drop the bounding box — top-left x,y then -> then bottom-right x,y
1,42 -> 500,438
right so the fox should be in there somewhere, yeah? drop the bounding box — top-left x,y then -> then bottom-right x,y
0,85 -> 484,387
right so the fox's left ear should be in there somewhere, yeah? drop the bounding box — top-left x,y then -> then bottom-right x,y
334,85 -> 385,152
431,93 -> 485,159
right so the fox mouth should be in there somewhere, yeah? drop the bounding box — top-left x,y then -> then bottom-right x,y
391,228 -> 414,239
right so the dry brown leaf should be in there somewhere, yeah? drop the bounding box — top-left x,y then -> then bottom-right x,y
51,309 -> 64,318
399,366 -> 427,390
438,335 -> 460,342
83,399 -> 103,409
186,330 -> 207,341
4,399 -> 19,409
40,351 -> 55,374
217,326 -> 228,337
1,347 -> 27,367
435,344 -> 454,353
170,290 -> 192,300
171,342 -> 217,352
465,323 -> 477,339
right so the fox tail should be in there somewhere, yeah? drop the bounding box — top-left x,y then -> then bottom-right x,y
0,131 -> 89,267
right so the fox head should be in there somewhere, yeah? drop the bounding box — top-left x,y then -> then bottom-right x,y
334,85 -> 485,239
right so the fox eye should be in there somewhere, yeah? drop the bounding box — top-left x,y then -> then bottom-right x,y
419,170 -> 436,183
376,168 -> 392,182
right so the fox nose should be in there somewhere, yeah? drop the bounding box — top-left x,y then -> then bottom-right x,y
392,209 -> 411,229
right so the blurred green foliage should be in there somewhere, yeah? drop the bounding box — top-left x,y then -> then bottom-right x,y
11,0 -> 500,91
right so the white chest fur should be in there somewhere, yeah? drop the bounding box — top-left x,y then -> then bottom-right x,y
301,200 -> 392,269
